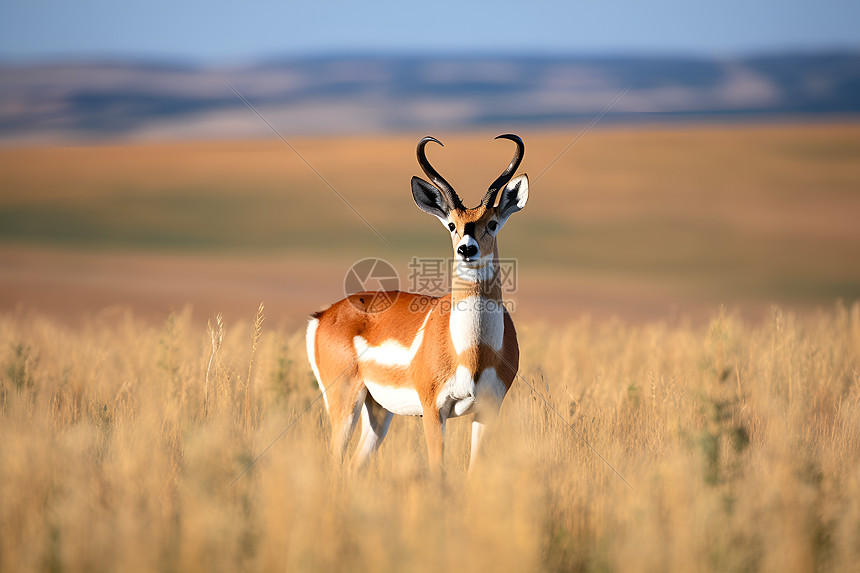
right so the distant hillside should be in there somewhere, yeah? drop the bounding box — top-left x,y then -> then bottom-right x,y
1,53 -> 859,142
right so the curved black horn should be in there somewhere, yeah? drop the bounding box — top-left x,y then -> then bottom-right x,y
482,134 -> 525,207
416,136 -> 464,210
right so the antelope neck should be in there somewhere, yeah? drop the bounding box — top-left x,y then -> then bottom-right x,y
448,252 -> 506,359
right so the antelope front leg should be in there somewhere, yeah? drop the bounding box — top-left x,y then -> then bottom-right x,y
468,409 -> 499,475
421,404 -> 445,474
468,370 -> 506,475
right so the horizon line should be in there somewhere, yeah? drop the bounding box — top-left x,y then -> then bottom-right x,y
2,45 -> 860,67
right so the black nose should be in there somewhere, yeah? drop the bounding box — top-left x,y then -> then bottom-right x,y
457,244 -> 478,259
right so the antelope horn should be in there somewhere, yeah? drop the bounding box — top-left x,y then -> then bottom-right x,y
416,136 -> 464,211
482,134 -> 525,208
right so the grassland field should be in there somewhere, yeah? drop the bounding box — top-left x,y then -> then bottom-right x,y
1,122 -> 859,572
1,301 -> 859,572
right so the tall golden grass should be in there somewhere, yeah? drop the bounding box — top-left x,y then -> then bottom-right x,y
1,302 -> 859,572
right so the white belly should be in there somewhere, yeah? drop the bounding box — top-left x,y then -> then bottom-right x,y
364,379 -> 423,416
364,367 -> 506,419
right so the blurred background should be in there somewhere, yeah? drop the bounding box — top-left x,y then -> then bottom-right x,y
1,0 -> 859,326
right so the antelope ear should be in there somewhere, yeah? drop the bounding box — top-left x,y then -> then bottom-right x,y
496,174 -> 529,225
411,176 -> 450,221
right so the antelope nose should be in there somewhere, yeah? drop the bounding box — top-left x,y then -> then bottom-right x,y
457,244 -> 478,259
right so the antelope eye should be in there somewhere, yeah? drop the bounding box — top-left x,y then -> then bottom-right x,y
487,220 -> 498,232
448,222 -> 456,232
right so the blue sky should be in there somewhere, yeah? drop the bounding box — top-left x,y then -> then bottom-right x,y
1,0 -> 859,62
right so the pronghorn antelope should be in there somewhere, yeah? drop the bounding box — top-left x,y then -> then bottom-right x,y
306,134 -> 528,473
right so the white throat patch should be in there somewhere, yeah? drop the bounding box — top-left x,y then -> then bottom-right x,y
449,295 -> 505,354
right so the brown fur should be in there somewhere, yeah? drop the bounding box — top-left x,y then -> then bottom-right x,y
311,285 -> 518,472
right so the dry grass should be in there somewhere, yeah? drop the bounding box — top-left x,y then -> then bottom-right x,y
2,302 -> 859,572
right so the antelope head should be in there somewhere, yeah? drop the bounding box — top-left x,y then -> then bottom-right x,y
411,134 -> 529,278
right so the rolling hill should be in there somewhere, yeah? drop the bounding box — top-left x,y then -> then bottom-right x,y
2,52 -> 859,142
